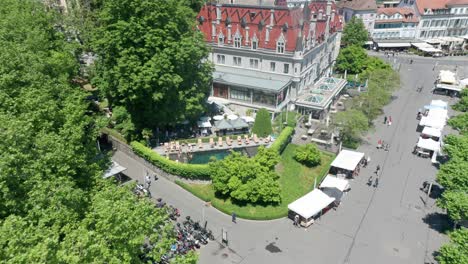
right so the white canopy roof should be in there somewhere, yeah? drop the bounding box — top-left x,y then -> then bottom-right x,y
103,161 -> 127,179
331,150 -> 365,171
240,116 -> 255,123
288,189 -> 335,219
377,42 -> 411,48
197,120 -> 212,128
460,78 -> 468,87
419,116 -> 446,130
436,83 -> 462,92
422,126 -> 442,138
412,42 -> 442,53
430,100 -> 448,109
320,175 -> 350,192
227,114 -> 238,120
417,137 -> 440,152
213,115 -> 224,121
439,70 -> 457,84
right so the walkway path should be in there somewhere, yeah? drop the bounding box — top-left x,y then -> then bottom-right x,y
112,56 -> 465,264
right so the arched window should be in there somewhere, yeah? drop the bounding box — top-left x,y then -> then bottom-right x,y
276,34 -> 285,54
233,30 -> 241,48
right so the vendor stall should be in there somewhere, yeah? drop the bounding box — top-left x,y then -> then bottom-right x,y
319,175 -> 350,204
288,189 -> 335,227
419,108 -> 447,130
415,137 -> 440,158
421,126 -> 442,141
329,150 -> 365,178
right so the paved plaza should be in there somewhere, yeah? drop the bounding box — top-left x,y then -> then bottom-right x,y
112,55 -> 467,264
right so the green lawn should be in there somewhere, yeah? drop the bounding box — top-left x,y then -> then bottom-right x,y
176,144 -> 334,220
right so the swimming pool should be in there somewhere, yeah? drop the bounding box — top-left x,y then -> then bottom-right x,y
168,147 -> 258,164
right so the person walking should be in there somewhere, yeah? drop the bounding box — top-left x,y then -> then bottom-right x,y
374,177 -> 379,188
375,165 -> 381,175
384,116 -> 387,124
366,156 -> 371,167
388,116 -> 392,126
232,212 -> 237,224
294,214 -> 300,227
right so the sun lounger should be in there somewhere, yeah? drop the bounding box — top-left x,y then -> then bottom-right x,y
227,136 -> 232,146
164,142 -> 169,152
244,135 -> 250,145
237,136 -> 242,145
198,139 -> 203,149
253,134 -> 259,144
176,141 -> 180,151
209,137 -> 214,148
218,137 -> 223,147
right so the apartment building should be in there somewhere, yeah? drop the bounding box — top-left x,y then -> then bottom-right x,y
337,0 -> 378,35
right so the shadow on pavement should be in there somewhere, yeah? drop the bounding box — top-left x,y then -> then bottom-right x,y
422,212 -> 451,234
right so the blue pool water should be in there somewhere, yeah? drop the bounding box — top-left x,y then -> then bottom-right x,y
188,149 -> 240,164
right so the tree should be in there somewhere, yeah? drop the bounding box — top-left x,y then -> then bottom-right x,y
335,45 -> 368,74
453,89 -> 468,112
294,144 -> 322,167
93,0 -> 213,138
437,228 -> 468,264
341,16 -> 368,47
443,135 -> 468,161
437,160 -> 468,192
252,108 -> 273,137
254,146 -> 280,170
448,113 -> 468,135
210,152 -> 281,204
334,109 -> 369,147
437,191 -> 468,225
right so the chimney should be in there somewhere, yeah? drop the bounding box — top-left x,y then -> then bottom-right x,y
245,26 -> 250,44
266,25 -> 271,43
310,11 -> 316,47
318,9 -> 323,20
270,9 -> 275,26
216,4 -> 221,24
325,16 -> 330,41
331,9 -> 335,23
212,21 -> 217,40
227,24 -> 232,43
326,0 -> 332,17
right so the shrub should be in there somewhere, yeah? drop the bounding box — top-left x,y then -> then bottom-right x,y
270,126 -> 294,154
131,141 -> 211,179
252,108 -> 272,137
294,144 -> 322,167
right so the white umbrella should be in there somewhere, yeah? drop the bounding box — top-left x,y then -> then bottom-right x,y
241,116 -> 255,123
213,115 -> 224,121
227,114 -> 238,120
199,116 -> 211,122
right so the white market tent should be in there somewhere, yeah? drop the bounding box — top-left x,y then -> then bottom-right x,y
330,150 -> 365,171
103,161 -> 127,179
288,189 -> 335,219
213,115 -> 224,121
419,116 -> 446,130
439,70 -> 457,85
377,42 -> 411,48
227,114 -> 238,120
412,42 -> 442,53
240,116 -> 255,123
422,126 -> 442,138
197,120 -> 212,128
320,175 -> 350,192
430,100 -> 448,110
417,137 -> 441,152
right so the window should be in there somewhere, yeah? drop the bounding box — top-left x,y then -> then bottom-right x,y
234,35 -> 241,48
276,34 -> 285,54
218,33 -> 225,45
233,56 -> 241,66
216,54 -> 225,64
230,88 -> 250,101
283,64 -> 289,74
249,59 -> 259,69
251,35 -> 258,50
270,62 -> 276,72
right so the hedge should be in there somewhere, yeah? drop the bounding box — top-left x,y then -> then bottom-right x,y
131,141 -> 211,180
269,126 -> 294,154
101,127 -> 128,144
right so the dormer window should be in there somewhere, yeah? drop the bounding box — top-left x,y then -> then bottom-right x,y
251,35 -> 258,50
218,32 -> 225,46
276,34 -> 285,54
233,30 -> 241,48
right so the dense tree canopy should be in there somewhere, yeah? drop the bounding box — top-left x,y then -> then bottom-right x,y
93,0 -> 213,139
334,109 -> 369,146
210,150 -> 281,204
341,16 -> 368,47
335,45 -> 368,74
0,1 -> 191,262
294,144 -> 322,167
437,228 -> 468,264
252,108 -> 273,137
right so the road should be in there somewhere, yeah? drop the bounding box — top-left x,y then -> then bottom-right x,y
113,55 -> 467,264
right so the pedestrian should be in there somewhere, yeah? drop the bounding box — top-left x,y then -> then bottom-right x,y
294,214 -> 300,227
377,139 -> 382,149
374,177 -> 379,188
375,165 -> 381,175
367,156 -> 371,165
388,116 -> 392,126
367,176 -> 373,186
384,116 -> 387,124
384,143 -> 389,151
232,212 -> 237,223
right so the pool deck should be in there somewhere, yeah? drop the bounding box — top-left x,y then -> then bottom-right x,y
152,137 -> 272,156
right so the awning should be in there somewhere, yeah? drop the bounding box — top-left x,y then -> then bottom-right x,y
213,71 -> 291,92
430,100 -> 448,109
460,78 -> 468,87
422,126 -> 442,138
377,42 -> 411,48
241,116 -> 255,123
331,150 -> 365,171
197,120 -> 212,128
417,137 -> 440,152
103,161 -> 127,179
320,175 -> 350,192
439,70 -> 457,84
436,83 -> 462,92
213,115 -> 224,121
412,42 -> 442,53
288,189 -> 336,219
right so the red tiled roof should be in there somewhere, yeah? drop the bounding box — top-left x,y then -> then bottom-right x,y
197,2 -> 342,52
415,0 -> 449,14
376,7 -> 419,22
446,0 -> 468,6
